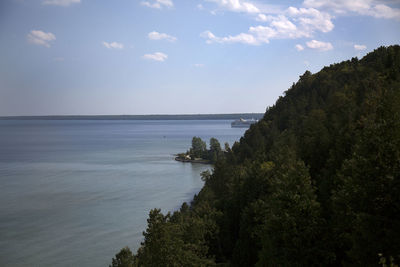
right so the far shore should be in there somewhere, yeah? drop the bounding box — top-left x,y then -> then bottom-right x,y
0,113 -> 264,121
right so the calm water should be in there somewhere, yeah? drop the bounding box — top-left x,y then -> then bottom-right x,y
0,120 -> 246,266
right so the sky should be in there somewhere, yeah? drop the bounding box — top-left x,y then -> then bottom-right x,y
0,0 -> 399,116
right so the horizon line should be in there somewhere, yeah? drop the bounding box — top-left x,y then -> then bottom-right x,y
0,113 -> 265,120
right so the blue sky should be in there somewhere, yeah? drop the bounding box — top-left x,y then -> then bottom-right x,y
0,0 -> 399,115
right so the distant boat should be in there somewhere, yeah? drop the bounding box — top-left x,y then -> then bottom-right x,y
231,118 -> 257,128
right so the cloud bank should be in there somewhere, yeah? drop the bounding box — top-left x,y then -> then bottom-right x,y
201,0 -> 400,48
202,7 -> 334,45
303,0 -> 400,20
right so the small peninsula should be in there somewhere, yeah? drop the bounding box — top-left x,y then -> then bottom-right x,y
175,137 -> 229,164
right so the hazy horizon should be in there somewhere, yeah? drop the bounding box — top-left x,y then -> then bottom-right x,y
0,112 -> 265,117
1,0 -> 400,116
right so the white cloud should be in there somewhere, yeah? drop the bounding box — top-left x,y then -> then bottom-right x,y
202,0 -> 398,49
354,44 -> 367,50
210,10 -> 218,15
246,26 -> 274,44
255,13 -> 278,22
143,52 -> 168,61
42,0 -> 80,6
201,4 -> 335,46
194,63 -> 205,67
205,0 -> 260,13
369,4 -> 400,19
306,39 -> 333,51
148,31 -> 177,42
201,12 -> 326,45
268,15 -> 303,38
295,44 -> 304,51
254,7 -> 333,37
303,0 -> 400,20
256,14 -> 268,22
287,7 -> 334,33
27,30 -> 56,47
141,0 -> 173,9
102,41 -> 124,49
197,4 -> 204,10
201,30 -> 259,45
303,0 -> 370,13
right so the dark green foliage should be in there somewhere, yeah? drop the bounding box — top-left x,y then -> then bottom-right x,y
133,208 -> 216,267
114,45 -> 400,266
224,142 -> 230,153
209,138 -> 221,153
181,137 -> 225,163
209,138 -> 222,163
333,86 -> 400,265
379,254 -> 400,267
191,137 -> 207,159
256,154 -> 332,266
110,247 -> 135,267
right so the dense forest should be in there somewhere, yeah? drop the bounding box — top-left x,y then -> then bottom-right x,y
111,45 -> 400,266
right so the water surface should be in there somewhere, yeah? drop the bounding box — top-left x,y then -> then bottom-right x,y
0,120 -> 246,266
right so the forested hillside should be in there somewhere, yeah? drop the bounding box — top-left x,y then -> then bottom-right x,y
111,45 -> 400,266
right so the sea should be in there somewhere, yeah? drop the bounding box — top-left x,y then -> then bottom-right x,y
0,120 -> 247,266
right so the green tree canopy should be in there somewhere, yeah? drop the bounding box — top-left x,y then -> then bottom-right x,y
110,247 -> 135,267
191,137 -> 207,158
114,45 -> 400,267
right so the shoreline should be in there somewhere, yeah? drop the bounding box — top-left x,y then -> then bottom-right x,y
174,157 -> 211,164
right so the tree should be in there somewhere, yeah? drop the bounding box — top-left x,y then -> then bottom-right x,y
134,209 -> 215,266
224,142 -> 230,152
191,137 -> 207,159
112,45 -> 400,267
209,138 -> 222,163
256,155 -> 332,266
209,138 -> 221,153
333,88 -> 400,265
110,247 -> 135,267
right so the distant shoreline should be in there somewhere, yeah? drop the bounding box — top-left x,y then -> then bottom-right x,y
0,113 -> 264,121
